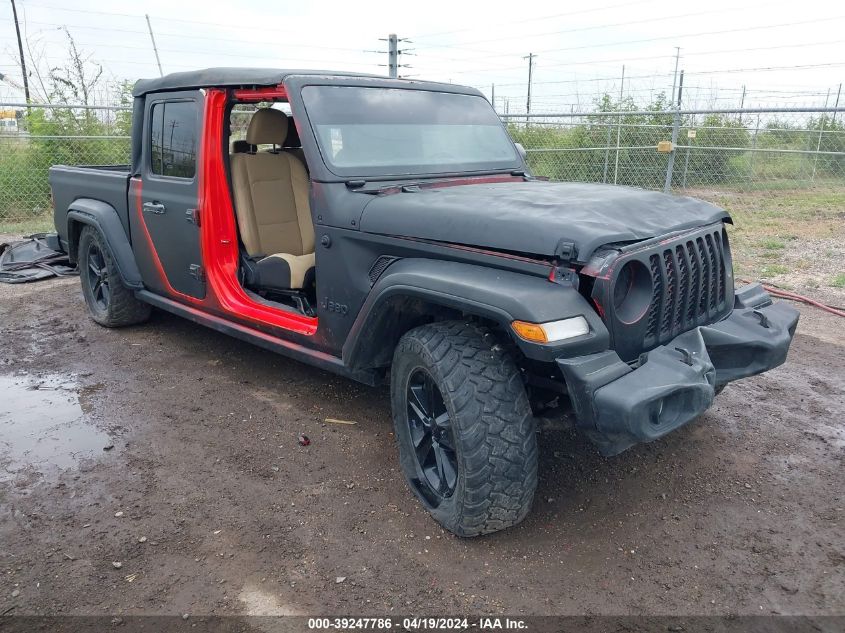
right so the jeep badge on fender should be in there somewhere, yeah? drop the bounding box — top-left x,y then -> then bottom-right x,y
322,299 -> 348,315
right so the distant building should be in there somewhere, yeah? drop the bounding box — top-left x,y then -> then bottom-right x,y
0,109 -> 20,133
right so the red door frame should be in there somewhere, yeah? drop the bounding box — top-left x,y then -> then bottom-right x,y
134,85 -> 318,337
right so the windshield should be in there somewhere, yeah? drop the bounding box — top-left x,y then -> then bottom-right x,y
301,86 -> 519,177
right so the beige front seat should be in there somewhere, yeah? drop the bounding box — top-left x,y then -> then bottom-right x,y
230,109 -> 315,290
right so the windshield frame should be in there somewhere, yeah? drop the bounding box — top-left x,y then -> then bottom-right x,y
287,77 -> 524,181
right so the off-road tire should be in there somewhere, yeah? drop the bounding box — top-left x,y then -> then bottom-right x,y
78,226 -> 151,327
391,321 -> 538,537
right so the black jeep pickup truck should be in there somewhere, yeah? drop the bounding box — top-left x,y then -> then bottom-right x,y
49,68 -> 798,537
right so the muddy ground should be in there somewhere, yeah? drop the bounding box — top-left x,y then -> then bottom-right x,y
0,275 -> 843,618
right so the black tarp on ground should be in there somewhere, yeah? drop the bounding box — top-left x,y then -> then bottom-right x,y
0,233 -> 77,283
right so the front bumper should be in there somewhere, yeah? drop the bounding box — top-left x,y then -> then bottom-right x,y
557,284 -> 799,456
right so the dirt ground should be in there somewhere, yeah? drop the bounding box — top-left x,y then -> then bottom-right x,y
0,274 -> 843,619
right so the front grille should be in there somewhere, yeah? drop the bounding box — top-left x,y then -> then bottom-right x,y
643,229 -> 730,346
591,222 -> 733,363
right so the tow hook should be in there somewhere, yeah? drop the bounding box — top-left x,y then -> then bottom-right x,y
674,347 -> 694,366
752,309 -> 771,328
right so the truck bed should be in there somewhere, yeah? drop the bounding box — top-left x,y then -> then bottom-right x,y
49,164 -> 132,251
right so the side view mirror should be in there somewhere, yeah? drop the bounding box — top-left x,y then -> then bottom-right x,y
514,142 -> 527,160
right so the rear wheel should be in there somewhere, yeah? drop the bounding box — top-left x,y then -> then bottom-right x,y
78,226 -> 151,327
391,321 -> 538,537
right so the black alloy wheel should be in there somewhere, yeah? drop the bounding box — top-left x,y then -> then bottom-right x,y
406,368 -> 459,499
85,242 -> 111,311
77,226 -> 151,327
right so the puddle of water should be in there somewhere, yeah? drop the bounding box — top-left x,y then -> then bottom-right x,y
0,374 -> 112,484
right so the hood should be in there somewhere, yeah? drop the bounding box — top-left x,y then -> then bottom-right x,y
358,181 -> 730,263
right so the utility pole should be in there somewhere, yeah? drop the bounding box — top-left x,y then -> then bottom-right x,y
371,34 -> 412,78
491,83 -> 495,111
524,53 -> 536,123
387,33 -> 398,78
10,0 -> 31,104
670,46 -> 681,106
145,14 -> 164,77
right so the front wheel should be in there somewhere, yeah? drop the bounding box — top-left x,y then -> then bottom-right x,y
390,322 -> 538,537
78,226 -> 151,327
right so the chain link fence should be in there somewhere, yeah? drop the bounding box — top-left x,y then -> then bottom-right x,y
0,103 -> 131,230
504,106 -> 845,208
1,103 -> 843,229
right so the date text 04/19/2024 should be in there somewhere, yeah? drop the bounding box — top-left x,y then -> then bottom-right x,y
307,617 -> 528,630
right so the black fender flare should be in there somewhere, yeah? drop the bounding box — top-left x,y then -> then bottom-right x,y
66,199 -> 144,290
342,258 -> 609,369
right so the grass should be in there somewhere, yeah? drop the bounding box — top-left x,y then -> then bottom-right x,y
831,274 -> 845,288
705,186 -> 845,285
760,264 -> 790,277
0,214 -> 54,237
758,238 -> 786,250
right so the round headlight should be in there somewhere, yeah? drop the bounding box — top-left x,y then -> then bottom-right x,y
613,260 -> 653,324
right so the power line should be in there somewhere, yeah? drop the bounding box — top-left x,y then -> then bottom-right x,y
408,36 -> 845,78
408,0 -> 659,41
468,62 -> 845,91
0,17 -> 370,52
409,14 -> 845,65
3,35 -> 378,68
413,4 -> 765,52
15,1 -> 308,33
539,38 -> 845,69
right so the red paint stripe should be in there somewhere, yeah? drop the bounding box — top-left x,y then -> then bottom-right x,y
377,174 -> 523,196
198,89 -> 318,336
232,85 -> 288,101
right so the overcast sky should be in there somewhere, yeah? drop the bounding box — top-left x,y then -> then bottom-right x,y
1,0 -> 844,111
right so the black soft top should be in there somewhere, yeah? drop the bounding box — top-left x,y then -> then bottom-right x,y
132,67 -> 384,97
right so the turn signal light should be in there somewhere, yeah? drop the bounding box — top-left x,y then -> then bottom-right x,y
511,321 -> 548,343
512,316 -> 590,344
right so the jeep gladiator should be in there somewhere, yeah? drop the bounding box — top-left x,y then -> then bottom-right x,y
49,68 -> 799,536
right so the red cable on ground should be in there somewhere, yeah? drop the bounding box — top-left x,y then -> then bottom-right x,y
743,280 -> 845,318
764,286 -> 845,318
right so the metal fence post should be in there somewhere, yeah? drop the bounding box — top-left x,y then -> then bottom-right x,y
748,113 -> 761,179
663,71 -> 683,194
811,89 -> 831,183
663,111 -> 680,193
681,114 -> 694,189
602,120 -> 612,183
612,113 -> 623,184
612,67 -> 625,185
